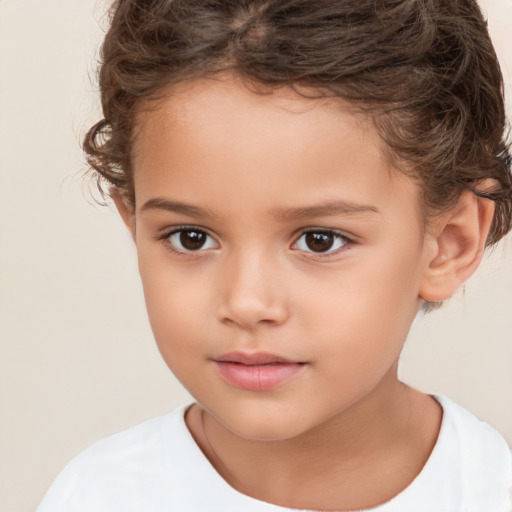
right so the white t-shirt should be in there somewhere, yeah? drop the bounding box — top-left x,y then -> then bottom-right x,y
37,396 -> 512,512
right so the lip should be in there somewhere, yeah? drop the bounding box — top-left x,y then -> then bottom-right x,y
212,352 -> 307,391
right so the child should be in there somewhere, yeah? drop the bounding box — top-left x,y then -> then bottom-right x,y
38,0 -> 512,510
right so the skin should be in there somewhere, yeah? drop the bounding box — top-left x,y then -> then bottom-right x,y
114,74 -> 494,510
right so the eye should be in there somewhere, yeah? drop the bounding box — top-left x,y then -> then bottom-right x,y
293,230 -> 349,254
166,228 -> 218,253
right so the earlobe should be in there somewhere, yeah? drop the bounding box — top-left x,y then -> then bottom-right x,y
111,189 -> 136,241
419,187 -> 495,302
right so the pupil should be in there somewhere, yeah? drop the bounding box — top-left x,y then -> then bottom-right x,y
180,230 -> 206,250
305,232 -> 334,252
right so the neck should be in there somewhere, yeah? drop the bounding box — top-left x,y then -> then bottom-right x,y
186,373 -> 442,510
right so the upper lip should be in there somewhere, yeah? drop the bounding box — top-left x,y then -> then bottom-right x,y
213,352 -> 302,365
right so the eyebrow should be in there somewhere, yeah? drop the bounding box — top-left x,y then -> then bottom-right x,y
140,198 -> 218,219
271,201 -> 380,220
140,197 -> 379,220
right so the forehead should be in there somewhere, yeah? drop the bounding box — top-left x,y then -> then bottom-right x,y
132,75 -> 421,224
134,74 -> 380,166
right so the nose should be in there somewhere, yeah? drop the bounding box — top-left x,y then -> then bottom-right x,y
216,250 -> 289,330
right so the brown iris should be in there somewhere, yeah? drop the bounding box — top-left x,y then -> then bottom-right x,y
305,232 -> 335,252
180,230 -> 207,250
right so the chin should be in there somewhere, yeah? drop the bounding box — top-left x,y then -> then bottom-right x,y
214,407 -> 312,442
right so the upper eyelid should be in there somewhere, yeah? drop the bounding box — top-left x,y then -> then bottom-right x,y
158,225 -> 350,238
295,227 -> 353,242
158,224 -> 215,238
299,227 -> 348,235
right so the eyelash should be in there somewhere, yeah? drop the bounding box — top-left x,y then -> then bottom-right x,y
292,228 -> 352,258
157,225 -> 218,256
157,226 -> 353,258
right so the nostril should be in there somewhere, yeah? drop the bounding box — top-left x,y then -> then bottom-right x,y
217,297 -> 289,329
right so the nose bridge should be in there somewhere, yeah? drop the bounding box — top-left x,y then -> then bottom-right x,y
217,245 -> 288,329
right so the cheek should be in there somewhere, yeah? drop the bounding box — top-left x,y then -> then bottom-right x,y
138,253 -> 211,362
300,241 -> 423,364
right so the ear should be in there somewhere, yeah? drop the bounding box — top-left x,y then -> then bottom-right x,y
111,189 -> 136,241
419,187 -> 495,302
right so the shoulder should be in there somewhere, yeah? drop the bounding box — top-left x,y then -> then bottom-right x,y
37,403 -> 287,512
379,395 -> 512,511
62,407 -> 183,474
436,395 -> 511,463
36,405 -> 190,512
435,395 -> 512,508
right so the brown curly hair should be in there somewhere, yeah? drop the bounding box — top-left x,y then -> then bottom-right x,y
84,0 -> 512,246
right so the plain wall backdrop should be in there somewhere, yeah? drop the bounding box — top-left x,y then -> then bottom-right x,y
0,1 -> 511,511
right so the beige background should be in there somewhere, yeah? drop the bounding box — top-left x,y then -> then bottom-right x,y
0,1 -> 511,511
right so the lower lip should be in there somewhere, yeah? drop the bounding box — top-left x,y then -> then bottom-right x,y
214,361 -> 306,391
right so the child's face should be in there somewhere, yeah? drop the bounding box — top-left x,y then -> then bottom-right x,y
125,75 -> 434,440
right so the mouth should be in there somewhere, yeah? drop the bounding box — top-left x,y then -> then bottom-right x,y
212,352 -> 307,391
